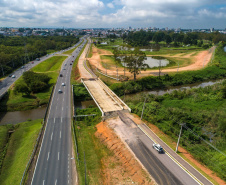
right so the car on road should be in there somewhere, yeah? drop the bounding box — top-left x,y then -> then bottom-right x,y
62,83 -> 65,86
36,58 -> 40,61
59,74 -> 63,77
70,63 -> 72,65
153,143 -> 164,154
63,68 -> 66,70
12,75 -> 15,78
8,74 -> 12,77
58,89 -> 63,93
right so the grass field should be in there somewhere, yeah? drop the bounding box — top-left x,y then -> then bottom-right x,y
0,56 -> 66,111
0,119 -> 42,185
73,107 -> 112,184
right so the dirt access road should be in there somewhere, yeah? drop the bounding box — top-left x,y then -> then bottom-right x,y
88,46 -> 215,78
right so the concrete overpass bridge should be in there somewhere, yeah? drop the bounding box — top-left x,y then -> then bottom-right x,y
78,38 -> 130,116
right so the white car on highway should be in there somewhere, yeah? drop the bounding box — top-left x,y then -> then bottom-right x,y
153,143 -> 164,154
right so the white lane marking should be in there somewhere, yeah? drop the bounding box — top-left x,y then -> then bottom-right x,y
58,152 -> 60,160
138,125 -> 202,185
47,152 -> 50,161
61,117 -> 63,123
55,179 -> 57,185
54,118 -> 56,123
51,132 -> 53,140
62,107 -> 64,111
43,180 -> 45,185
60,131 -> 61,138
63,97 -> 64,102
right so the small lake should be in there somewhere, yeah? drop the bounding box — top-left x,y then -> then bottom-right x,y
120,56 -> 169,68
144,57 -> 169,68
0,107 -> 46,125
224,46 -> 226,52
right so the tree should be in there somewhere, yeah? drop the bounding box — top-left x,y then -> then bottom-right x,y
165,35 -> 172,45
124,48 -> 147,81
14,83 -> 31,95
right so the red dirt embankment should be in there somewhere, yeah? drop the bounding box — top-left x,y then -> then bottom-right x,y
95,121 -> 154,185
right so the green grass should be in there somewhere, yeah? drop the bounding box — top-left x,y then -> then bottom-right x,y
73,107 -> 112,184
0,119 -> 42,185
0,125 -> 14,172
32,56 -> 67,72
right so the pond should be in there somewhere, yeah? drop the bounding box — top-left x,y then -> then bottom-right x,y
224,46 -> 226,52
120,56 -> 169,68
144,57 -> 169,68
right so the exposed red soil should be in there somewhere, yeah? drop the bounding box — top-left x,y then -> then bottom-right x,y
95,121 -> 154,185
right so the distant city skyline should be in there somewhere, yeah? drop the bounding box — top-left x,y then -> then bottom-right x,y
0,0 -> 225,29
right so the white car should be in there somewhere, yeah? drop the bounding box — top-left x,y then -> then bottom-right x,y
153,143 -> 164,154
62,83 -> 65,86
58,89 -> 63,93
12,75 -> 15,78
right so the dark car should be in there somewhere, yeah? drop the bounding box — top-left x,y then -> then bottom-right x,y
60,74 -> 63,77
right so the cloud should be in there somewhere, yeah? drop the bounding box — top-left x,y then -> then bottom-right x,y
0,0 -> 225,28
107,3 -> 114,9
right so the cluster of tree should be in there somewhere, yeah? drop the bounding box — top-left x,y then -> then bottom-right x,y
14,71 -> 51,95
0,36 -> 79,77
122,30 -> 226,47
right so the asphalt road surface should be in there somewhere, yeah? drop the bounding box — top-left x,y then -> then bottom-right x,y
31,39 -> 86,185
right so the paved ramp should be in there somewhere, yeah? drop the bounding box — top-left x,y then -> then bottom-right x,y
82,78 -> 130,116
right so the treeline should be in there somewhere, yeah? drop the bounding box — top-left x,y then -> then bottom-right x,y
122,30 -> 226,47
0,36 -> 79,77
110,42 -> 226,95
127,80 -> 226,180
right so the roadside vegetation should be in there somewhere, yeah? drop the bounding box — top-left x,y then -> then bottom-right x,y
0,119 -> 42,184
0,56 -> 66,111
73,106 -> 107,184
71,42 -> 87,85
0,36 -> 79,78
126,80 -> 226,181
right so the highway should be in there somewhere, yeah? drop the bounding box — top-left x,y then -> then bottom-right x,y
0,43 -> 80,99
31,39 -> 86,185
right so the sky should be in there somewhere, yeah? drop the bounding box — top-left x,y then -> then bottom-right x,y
0,0 -> 226,29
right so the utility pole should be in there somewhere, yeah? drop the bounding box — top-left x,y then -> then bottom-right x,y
116,65 -> 118,81
140,95 -> 148,120
176,123 -> 186,153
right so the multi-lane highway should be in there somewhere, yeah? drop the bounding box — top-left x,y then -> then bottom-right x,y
31,39 -> 86,185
